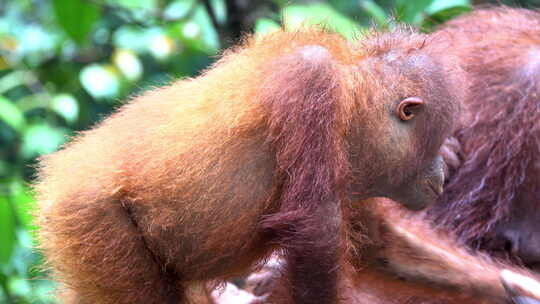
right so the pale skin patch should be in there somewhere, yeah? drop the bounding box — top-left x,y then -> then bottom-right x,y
298,45 -> 332,62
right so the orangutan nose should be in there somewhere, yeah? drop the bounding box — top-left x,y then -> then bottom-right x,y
501,229 -> 540,267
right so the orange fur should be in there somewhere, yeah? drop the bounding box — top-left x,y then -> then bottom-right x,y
35,27 -> 462,304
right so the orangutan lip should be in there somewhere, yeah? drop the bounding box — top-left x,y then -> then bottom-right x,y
428,182 -> 444,197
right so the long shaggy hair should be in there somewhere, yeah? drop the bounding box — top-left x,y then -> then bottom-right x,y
428,7 -> 540,256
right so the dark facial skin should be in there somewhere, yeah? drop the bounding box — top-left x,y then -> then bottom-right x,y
391,155 -> 445,210
488,190 -> 540,270
364,150 -> 445,211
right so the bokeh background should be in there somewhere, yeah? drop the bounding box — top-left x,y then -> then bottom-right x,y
0,0 -> 537,303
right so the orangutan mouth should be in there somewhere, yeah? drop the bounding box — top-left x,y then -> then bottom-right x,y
428,181 -> 444,197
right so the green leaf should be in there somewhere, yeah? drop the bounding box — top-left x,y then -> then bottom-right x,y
422,5 -> 472,30
80,64 -> 121,100
0,196 -> 15,265
359,1 -> 388,28
0,71 -> 27,95
255,18 -> 281,35
210,0 -> 227,24
52,0 -> 100,45
21,124 -> 69,159
283,3 -> 362,39
10,182 -> 35,230
164,0 -> 197,20
426,0 -> 471,15
52,94 -> 80,124
110,0 -> 156,10
190,4 -> 220,53
8,277 -> 31,297
395,0 -> 434,24
168,4 -> 220,54
0,96 -> 25,131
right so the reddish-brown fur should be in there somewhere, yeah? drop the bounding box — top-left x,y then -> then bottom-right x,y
246,199 -> 540,304
340,8 -> 540,303
346,7 -> 540,303
427,6 -> 540,268
337,7 -> 540,303
340,7 -> 540,303
35,28 -> 462,304
342,7 -> 540,303
344,199 -> 540,304
242,8 -> 540,303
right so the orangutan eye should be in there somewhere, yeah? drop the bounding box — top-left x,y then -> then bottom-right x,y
396,97 -> 424,121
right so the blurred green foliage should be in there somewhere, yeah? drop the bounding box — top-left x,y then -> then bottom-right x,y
0,0 -> 532,302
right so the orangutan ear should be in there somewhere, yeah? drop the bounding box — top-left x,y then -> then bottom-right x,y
396,97 -> 424,121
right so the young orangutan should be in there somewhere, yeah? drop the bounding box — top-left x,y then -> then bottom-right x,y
244,7 -> 540,304
35,27 -> 463,304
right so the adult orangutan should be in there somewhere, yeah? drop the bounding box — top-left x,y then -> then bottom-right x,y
34,27 -> 462,304
242,7 -> 540,304
428,5 -> 540,270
